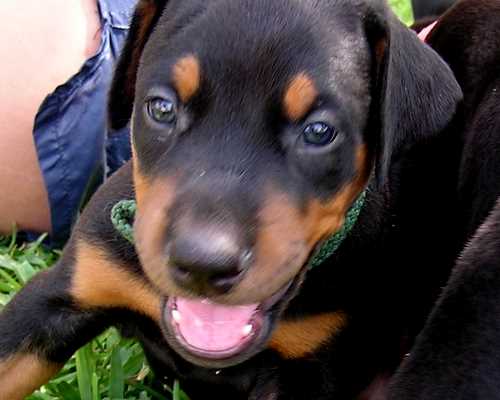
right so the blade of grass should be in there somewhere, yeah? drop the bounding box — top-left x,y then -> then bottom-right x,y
7,228 -> 17,253
76,344 -> 95,400
14,260 -> 39,284
134,383 -> 168,400
27,393 -> 56,400
173,380 -> 181,400
0,267 -> 21,291
92,373 -> 101,400
389,0 -> 414,25
0,293 -> 13,307
0,281 -> 13,290
53,381 -> 81,400
109,347 -> 125,399
47,371 -> 78,385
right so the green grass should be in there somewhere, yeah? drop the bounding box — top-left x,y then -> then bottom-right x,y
390,0 -> 414,25
0,3 -> 414,398
0,233 -> 189,400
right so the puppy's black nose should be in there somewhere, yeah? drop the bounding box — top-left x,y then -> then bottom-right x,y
169,225 -> 250,294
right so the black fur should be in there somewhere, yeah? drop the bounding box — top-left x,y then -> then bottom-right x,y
108,0 -> 169,131
388,197 -> 500,400
387,1 -> 500,398
412,0 -> 457,19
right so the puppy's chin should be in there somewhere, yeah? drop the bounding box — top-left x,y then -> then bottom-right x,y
159,266 -> 308,369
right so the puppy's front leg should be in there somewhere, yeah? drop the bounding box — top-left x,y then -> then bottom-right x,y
387,198 -> 500,399
0,255 -> 110,399
0,236 -> 161,400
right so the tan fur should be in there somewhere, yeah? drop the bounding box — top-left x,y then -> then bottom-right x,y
71,241 -> 161,322
283,73 -> 318,121
269,312 -> 347,358
219,190 -> 310,304
0,354 -> 62,400
220,146 -> 370,304
133,175 -> 181,296
172,55 -> 201,103
305,146 -> 370,246
132,147 -> 150,209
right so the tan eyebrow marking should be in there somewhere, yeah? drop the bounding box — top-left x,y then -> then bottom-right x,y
172,55 -> 201,102
283,72 -> 318,121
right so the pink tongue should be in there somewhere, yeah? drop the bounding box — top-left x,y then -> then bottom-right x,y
175,298 -> 258,352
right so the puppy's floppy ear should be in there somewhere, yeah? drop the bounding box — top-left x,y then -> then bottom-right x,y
108,0 -> 168,131
367,8 -> 462,184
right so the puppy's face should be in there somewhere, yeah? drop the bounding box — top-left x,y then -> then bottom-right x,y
113,0 -> 461,368
130,0 -> 374,367
132,0 -> 372,367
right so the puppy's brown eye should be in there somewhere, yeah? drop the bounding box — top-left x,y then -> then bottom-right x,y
303,122 -> 337,146
147,97 -> 176,124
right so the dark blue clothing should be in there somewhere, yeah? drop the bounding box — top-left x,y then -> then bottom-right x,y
32,0 -> 135,245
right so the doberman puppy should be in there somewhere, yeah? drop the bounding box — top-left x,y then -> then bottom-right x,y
1,0 -> 483,398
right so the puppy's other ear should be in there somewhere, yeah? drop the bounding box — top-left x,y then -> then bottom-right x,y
109,0 -> 168,131
367,10 -> 462,184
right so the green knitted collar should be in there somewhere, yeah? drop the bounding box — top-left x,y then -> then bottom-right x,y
111,191 -> 366,269
309,190 -> 366,268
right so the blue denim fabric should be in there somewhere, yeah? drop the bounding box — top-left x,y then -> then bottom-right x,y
32,0 -> 135,245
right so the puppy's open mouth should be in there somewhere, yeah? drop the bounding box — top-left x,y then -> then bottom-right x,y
161,272 -> 304,368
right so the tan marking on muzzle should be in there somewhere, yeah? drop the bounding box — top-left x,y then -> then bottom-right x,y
131,146 -> 370,308
134,176 -> 179,295
304,146 -> 370,246
214,190 -> 309,305
71,241 -> 161,322
132,146 -> 150,209
194,146 -> 370,305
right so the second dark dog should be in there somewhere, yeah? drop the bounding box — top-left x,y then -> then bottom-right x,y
412,0 -> 457,19
388,1 -> 500,398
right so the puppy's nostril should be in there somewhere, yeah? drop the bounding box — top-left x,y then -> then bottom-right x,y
209,268 -> 244,293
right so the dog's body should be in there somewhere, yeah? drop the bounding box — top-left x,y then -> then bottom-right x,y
1,0 -> 499,399
388,1 -> 500,398
412,0 -> 457,19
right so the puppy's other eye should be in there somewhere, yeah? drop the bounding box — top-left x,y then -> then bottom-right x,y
147,98 -> 177,123
303,122 -> 337,146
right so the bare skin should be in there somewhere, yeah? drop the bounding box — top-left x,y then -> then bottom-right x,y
0,0 -> 101,234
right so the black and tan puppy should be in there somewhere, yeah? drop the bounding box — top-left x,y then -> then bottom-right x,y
0,0 -> 463,399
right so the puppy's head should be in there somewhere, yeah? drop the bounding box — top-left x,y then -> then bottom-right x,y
109,0 -> 461,368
